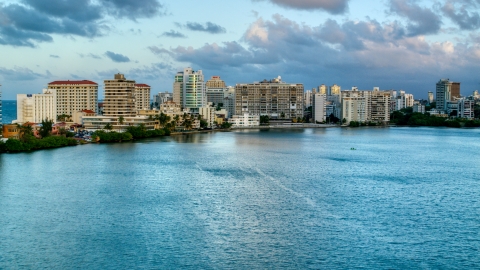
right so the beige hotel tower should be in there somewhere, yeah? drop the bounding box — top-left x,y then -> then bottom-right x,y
104,74 -> 136,117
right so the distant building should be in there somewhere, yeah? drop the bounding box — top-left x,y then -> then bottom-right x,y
457,98 -> 475,119
206,76 -> 226,88
436,79 -> 460,112
154,92 -> 173,108
370,88 -> 391,122
312,94 -> 326,123
319,84 -> 328,95
199,103 -> 216,128
104,74 -> 136,117
330,84 -> 341,95
413,103 -> 426,114
235,76 -> 304,119
135,84 -> 151,111
16,89 -> 57,124
395,91 -> 414,110
173,67 -> 206,112
72,109 -> 96,124
304,90 -> 312,109
428,91 -> 434,104
228,113 -> 260,127
48,80 -> 98,116
2,124 -> 19,139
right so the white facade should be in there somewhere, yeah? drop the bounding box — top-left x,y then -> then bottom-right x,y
457,98 -> 474,119
16,89 -> 57,124
173,67 -> 206,111
229,113 -> 260,127
81,115 -> 155,131
199,103 -> 216,128
304,90 -> 312,109
312,94 -> 327,123
341,89 -> 369,123
413,104 -> 426,114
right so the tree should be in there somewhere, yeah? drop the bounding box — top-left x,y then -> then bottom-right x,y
260,115 -> 269,125
184,119 -> 193,130
39,119 -> 54,138
57,114 -> 71,122
280,112 -> 285,118
104,123 -> 113,130
118,116 -> 125,125
18,123 -> 33,142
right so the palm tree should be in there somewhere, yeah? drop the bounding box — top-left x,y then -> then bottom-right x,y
104,123 -> 113,130
118,116 -> 125,125
18,123 -> 34,142
184,119 -> 193,130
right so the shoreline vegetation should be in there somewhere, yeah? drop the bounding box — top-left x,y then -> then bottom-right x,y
2,116 -> 479,154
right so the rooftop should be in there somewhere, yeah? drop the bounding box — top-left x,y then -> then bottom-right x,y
48,80 -> 98,85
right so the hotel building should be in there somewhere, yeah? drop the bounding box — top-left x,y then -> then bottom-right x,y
16,89 -> 57,124
47,80 -> 98,116
436,79 -> 460,112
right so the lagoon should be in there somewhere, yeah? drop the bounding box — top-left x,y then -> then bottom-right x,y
1,127 -> 479,269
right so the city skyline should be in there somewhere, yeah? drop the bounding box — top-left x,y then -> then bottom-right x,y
1,0 -> 480,99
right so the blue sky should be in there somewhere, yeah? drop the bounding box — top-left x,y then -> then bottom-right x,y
1,0 -> 480,99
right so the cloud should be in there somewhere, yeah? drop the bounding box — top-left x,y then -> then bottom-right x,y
0,0 -> 165,47
163,14 -> 480,97
148,46 -> 174,57
389,0 -> 442,36
184,22 -> 226,34
442,0 -> 480,30
105,51 -> 131,62
0,66 -> 46,81
50,54 -> 60,58
78,53 -> 102,59
253,0 -> 349,14
162,30 -> 187,38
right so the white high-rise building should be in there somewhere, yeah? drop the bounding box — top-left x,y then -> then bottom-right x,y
48,80 -> 98,116
134,84 -> 151,111
304,90 -> 312,109
341,89 -> 369,123
395,91 -> 414,110
428,91 -> 434,104
458,98 -> 475,119
173,67 -> 206,112
312,94 -> 327,123
16,89 -> 57,124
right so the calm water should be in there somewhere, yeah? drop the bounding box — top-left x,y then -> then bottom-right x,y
1,127 -> 479,269
1,100 -> 16,125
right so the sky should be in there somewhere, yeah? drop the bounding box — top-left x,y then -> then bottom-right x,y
0,0 -> 480,100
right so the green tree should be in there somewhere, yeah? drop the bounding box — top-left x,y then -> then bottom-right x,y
18,123 -> 34,142
39,119 -> 54,138
260,115 -> 270,125
280,112 -> 285,118
118,116 -> 125,125
104,123 -> 113,130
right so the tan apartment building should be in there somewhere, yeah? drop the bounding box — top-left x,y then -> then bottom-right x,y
104,74 -> 136,117
48,80 -> 98,116
135,84 -> 151,111
206,76 -> 226,88
235,76 -> 304,119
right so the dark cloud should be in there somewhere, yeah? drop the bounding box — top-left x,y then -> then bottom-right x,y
162,30 -> 187,38
105,51 -> 131,62
389,0 -> 442,36
253,0 -> 349,14
101,0 -> 164,20
50,55 -> 60,58
442,0 -> 480,30
0,0 -> 165,47
184,22 -> 226,34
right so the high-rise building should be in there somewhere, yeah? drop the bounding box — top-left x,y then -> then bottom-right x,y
304,90 -> 312,109
206,76 -> 226,88
235,76 -> 304,119
436,79 -> 460,111
104,74 -> 136,117
312,94 -> 327,123
395,91 -> 414,110
330,84 -> 341,95
319,84 -> 328,95
370,88 -> 391,122
173,67 -> 206,111
16,89 -> 57,124
134,84 -> 151,111
47,80 -> 98,116
428,91 -> 434,104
